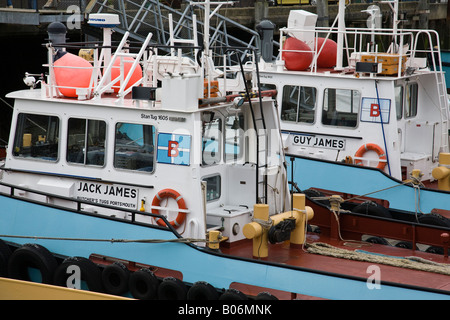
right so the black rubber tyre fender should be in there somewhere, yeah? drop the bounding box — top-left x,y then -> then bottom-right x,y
365,236 -> 389,245
255,291 -> 279,300
129,268 -> 159,300
302,188 -> 329,206
0,240 -> 12,277
101,261 -> 130,296
418,213 -> 450,228
157,277 -> 188,300
187,281 -> 219,300
219,288 -> 248,300
395,241 -> 416,250
426,246 -> 444,255
7,243 -> 58,284
53,256 -> 103,292
353,201 -> 392,218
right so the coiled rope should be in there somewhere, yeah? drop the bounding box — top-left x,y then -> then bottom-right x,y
306,242 -> 450,276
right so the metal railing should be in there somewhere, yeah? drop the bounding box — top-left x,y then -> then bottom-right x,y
87,0 -> 266,65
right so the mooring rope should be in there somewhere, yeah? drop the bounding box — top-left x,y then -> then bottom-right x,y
306,242 -> 450,276
342,178 -> 414,203
0,234 -> 212,244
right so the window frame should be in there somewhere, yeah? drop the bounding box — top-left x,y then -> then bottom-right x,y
280,84 -> 317,124
224,113 -> 245,163
394,85 -> 403,120
66,117 -> 107,167
202,174 -> 222,202
321,87 -> 361,128
404,82 -> 418,119
113,121 -> 156,173
12,112 -> 61,162
201,115 -> 223,166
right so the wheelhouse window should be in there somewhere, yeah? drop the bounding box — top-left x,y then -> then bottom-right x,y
13,113 -> 59,161
203,175 -> 221,201
67,118 -> 106,166
114,122 -> 155,172
405,82 -> 418,118
281,85 -> 317,124
225,114 -> 244,163
322,88 -> 360,128
202,114 -> 222,166
394,85 -> 403,120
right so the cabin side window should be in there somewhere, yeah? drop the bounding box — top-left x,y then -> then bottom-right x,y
280,85 -> 316,124
225,114 -> 244,163
12,113 -> 60,161
67,118 -> 106,166
405,82 -> 418,118
322,88 -> 360,128
114,122 -> 155,172
202,175 -> 221,202
394,85 -> 403,120
202,114 -> 222,166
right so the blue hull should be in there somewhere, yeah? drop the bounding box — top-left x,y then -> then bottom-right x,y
287,155 -> 450,213
0,193 -> 449,300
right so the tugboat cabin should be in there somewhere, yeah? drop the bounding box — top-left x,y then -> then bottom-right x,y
1,14 -> 288,245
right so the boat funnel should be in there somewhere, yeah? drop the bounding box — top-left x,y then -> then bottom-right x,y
47,21 -> 67,46
256,20 -> 275,63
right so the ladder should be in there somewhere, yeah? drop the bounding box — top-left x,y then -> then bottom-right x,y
239,56 -> 268,205
425,33 -> 450,155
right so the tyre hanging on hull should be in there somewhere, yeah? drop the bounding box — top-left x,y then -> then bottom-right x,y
187,281 -> 219,300
0,240 -> 12,277
129,268 -> 159,300
219,288 -> 248,300
101,262 -> 130,296
53,256 -> 103,292
7,243 -> 58,284
353,201 -> 392,218
157,277 -> 188,300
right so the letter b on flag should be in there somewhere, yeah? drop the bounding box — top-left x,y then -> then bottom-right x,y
370,104 -> 380,117
168,141 -> 179,157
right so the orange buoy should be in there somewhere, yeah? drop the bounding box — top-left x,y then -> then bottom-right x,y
282,37 -> 313,71
54,52 -> 93,98
354,143 -> 387,170
315,37 -> 337,68
151,189 -> 187,228
110,57 -> 143,93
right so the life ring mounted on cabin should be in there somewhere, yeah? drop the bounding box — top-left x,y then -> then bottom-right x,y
354,143 -> 387,170
151,189 -> 187,228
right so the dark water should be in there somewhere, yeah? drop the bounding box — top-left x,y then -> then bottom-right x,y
0,33 -> 48,145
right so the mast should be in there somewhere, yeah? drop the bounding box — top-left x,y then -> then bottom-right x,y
335,0 -> 345,70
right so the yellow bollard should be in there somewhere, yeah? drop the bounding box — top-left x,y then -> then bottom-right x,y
432,153 -> 450,191
243,204 -> 270,259
271,194 -> 314,247
208,230 -> 221,251
243,195 -> 314,259
410,169 -> 423,184
292,194 -> 314,246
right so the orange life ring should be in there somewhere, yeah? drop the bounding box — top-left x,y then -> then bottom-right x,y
151,189 -> 187,228
354,143 -> 387,170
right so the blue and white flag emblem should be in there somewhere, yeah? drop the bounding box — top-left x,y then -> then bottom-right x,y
157,133 -> 191,166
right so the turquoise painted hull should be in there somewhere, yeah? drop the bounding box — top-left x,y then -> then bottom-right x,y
287,155 -> 450,213
0,193 -> 449,300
